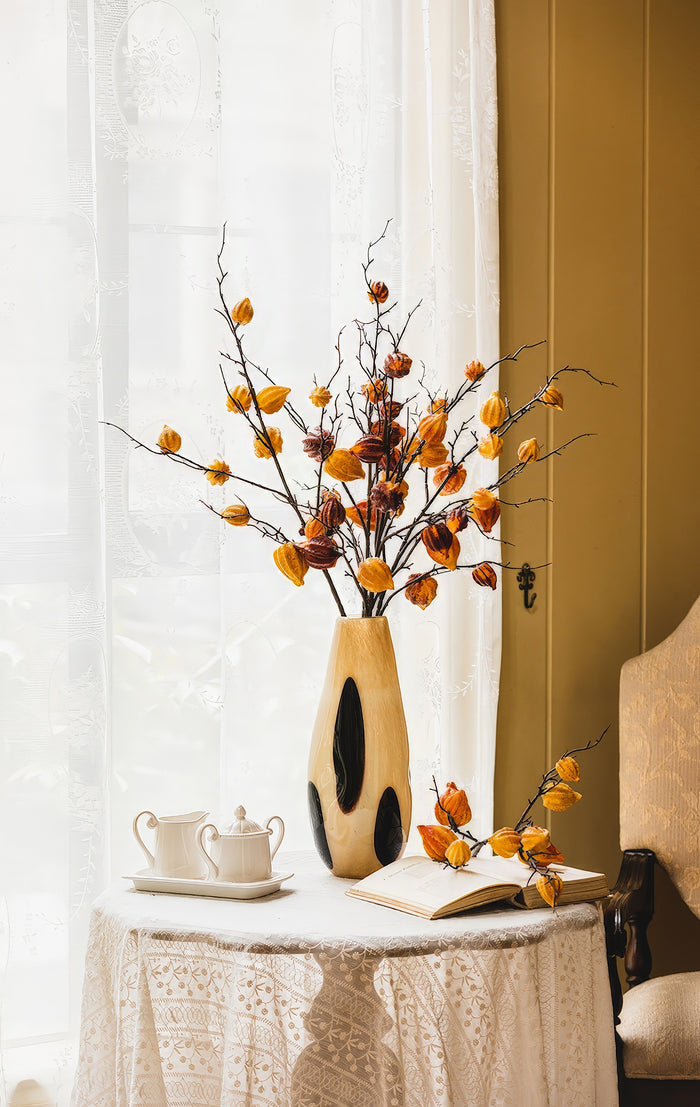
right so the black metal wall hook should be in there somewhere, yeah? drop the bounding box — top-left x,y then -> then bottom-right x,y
517,563 -> 537,609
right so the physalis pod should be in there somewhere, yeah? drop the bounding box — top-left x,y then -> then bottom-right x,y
435,781 -> 471,827
417,824 -> 457,861
157,425 -> 181,453
445,840 -> 471,868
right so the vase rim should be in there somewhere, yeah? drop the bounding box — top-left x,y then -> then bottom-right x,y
337,614 -> 388,621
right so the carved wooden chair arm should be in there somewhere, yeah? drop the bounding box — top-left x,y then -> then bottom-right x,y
605,847 -> 655,987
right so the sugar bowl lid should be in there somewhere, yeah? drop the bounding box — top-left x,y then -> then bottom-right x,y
223,805 -> 267,836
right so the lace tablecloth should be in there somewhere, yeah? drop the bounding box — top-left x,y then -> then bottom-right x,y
71,851 -> 618,1107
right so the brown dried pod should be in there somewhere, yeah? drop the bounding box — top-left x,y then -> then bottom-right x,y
465,359 -> 487,382
383,351 -> 412,378
319,495 -> 346,529
370,479 -> 405,514
445,505 -> 470,534
205,458 -> 231,485
254,427 -> 283,458
376,399 -> 404,421
357,557 -> 394,593
350,434 -> 386,463
231,297 -> 254,325
273,543 -> 307,587
226,384 -> 252,414
222,504 -> 250,527
405,573 -> 438,609
422,522 -> 460,570
471,501 -> 501,534
370,420 -> 405,449
418,412 -> 448,444
479,391 -> 506,429
324,448 -> 365,482
472,562 -> 497,590
368,280 -> 389,304
302,427 -> 336,462
433,464 -> 466,496
346,500 -> 378,531
361,378 -> 388,403
302,536 -> 341,569
157,425 -> 181,453
477,433 -> 503,460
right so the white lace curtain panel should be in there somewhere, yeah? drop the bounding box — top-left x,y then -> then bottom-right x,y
0,1 -> 499,1101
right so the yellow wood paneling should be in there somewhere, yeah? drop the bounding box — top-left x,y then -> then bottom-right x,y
496,0 -> 700,976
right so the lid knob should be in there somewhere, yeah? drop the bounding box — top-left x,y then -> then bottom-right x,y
235,805 -> 246,820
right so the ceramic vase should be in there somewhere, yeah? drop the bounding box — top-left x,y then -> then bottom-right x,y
308,616 -> 412,878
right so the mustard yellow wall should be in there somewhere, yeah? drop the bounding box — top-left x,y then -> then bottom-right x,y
495,0 -> 700,977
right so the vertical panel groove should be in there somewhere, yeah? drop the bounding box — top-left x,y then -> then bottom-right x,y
640,0 -> 650,652
545,0 -> 556,819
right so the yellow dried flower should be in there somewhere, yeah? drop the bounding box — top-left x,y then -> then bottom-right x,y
417,824 -> 457,861
205,459 -> 231,485
304,517 -> 325,539
517,438 -> 540,464
542,782 -> 582,811
488,828 -> 522,859
465,359 -> 487,383
541,385 -> 564,410
519,826 -> 550,856
273,543 -> 308,587
435,782 -> 471,827
417,412 -> 448,444
226,385 -> 252,414
470,487 -> 498,511
445,840 -> 471,868
253,427 -> 283,458
537,872 -> 563,907
231,298 -> 254,325
324,449 -> 365,482
417,443 -> 449,469
480,391 -> 506,429
478,433 -> 503,460
256,386 -> 290,414
221,504 -> 250,527
310,385 -> 332,408
157,425 -> 182,453
357,557 -> 394,593
556,756 -> 580,782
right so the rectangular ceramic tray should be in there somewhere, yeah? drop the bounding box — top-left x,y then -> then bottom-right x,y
125,869 -> 293,900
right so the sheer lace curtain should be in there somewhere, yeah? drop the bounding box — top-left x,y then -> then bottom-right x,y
0,1 -> 498,1102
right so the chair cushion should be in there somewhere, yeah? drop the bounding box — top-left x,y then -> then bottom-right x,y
618,972 -> 700,1079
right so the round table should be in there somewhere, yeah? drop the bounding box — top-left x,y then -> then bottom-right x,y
71,851 -> 618,1107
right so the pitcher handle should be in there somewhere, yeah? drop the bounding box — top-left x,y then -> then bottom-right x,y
266,816 -> 285,862
133,810 -> 158,870
198,823 -> 220,879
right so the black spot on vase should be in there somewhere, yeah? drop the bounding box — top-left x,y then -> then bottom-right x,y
307,782 -> 333,870
374,787 -> 404,866
333,677 -> 365,813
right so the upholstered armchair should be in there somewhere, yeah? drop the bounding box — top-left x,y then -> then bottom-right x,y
605,596 -> 700,1105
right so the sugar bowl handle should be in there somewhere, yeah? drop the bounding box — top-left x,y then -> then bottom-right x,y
133,810 -> 158,869
198,823 -> 220,879
266,815 -> 285,861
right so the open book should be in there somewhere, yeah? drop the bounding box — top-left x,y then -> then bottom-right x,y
346,854 -> 610,919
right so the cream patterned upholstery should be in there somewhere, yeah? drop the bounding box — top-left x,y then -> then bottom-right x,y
617,971 -> 700,1079
619,596 -> 700,919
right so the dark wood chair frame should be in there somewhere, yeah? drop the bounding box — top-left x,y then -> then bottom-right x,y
605,848 -> 700,1107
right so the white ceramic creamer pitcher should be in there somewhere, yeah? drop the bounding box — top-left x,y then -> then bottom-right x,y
133,810 -> 210,879
198,805 -> 285,882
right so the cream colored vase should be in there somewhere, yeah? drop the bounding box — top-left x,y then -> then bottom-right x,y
308,616 -> 412,879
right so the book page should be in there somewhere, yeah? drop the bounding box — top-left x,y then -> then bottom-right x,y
347,856 -> 518,914
468,855 -> 605,888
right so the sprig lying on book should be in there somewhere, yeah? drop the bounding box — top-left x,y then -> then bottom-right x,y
417,729 -> 608,907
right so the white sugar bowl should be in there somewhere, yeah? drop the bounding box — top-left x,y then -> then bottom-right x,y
198,805 -> 285,883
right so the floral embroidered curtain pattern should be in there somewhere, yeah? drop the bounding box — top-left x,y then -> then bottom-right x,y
0,1 -> 498,1101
